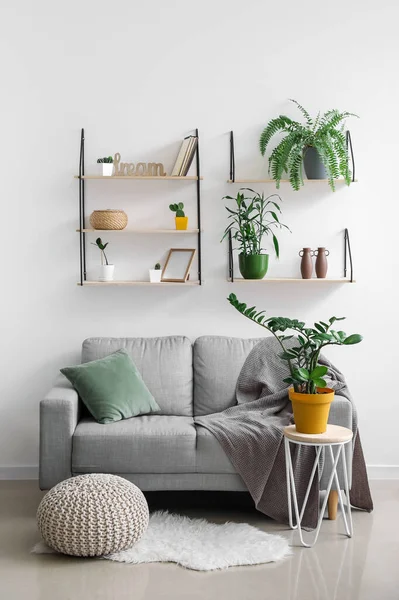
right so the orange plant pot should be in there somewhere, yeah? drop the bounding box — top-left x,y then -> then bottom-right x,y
175,216 -> 188,230
289,387 -> 335,434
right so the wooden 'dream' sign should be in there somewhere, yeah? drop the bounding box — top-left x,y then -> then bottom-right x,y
113,153 -> 166,177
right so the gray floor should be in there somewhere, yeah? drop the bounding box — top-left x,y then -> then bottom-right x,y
0,480 -> 397,600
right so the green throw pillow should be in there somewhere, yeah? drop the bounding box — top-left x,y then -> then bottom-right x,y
61,349 -> 160,424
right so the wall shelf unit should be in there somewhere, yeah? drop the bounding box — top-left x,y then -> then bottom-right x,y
226,278 -> 355,284
76,228 -> 201,234
74,175 -> 202,180
76,128 -> 202,286
78,280 -> 200,287
227,228 -> 355,283
228,130 -> 356,185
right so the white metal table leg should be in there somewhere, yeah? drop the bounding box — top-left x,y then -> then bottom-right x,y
329,445 -> 353,538
286,441 -> 344,547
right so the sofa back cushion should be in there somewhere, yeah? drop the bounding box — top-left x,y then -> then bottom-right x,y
193,336 -> 263,416
82,337 -> 193,416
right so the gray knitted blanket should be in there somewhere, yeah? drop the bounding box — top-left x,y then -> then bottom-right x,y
194,337 -> 373,528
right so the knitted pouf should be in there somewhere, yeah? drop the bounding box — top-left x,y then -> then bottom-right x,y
37,474 -> 149,557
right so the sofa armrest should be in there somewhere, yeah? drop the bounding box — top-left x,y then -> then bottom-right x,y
39,376 -> 80,490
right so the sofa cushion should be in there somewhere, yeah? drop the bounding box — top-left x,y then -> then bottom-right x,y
193,336 -> 263,416
195,426 -> 236,474
72,416 -> 196,474
61,349 -> 160,424
82,337 -> 193,416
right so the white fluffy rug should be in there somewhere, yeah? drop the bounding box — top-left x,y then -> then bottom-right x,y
33,510 -> 290,571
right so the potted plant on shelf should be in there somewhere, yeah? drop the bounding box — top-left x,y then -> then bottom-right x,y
221,188 -> 290,279
97,156 -> 114,176
169,203 -> 188,230
228,293 -> 362,433
149,262 -> 162,283
91,237 -> 114,281
259,100 -> 358,191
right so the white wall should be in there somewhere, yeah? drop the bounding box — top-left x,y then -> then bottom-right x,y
1,0 -> 398,477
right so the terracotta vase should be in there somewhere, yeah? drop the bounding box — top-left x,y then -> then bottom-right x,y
299,248 -> 313,279
315,247 -> 330,278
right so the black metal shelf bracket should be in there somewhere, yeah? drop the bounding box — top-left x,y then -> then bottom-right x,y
78,128 -> 86,285
195,128 -> 202,285
228,230 -> 234,282
344,228 -> 354,282
346,130 -> 356,183
229,131 -> 235,182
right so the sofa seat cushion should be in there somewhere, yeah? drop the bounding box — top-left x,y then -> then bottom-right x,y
195,426 -> 236,474
72,416 -> 196,474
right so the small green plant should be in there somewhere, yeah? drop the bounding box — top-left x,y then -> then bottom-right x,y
221,188 -> 290,257
169,202 -> 185,217
228,293 -> 362,394
154,263 -> 161,270
259,100 -> 358,191
97,156 -> 113,164
91,237 -> 109,265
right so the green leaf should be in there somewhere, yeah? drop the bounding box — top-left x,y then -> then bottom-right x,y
314,323 -> 326,333
313,378 -> 327,388
178,202 -> 184,210
343,334 -> 363,345
296,367 -> 310,381
310,365 -> 328,378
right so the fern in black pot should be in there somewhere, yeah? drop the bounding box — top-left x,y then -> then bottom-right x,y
259,100 -> 358,191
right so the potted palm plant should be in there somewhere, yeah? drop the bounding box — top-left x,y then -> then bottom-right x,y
221,188 -> 290,279
97,156 -> 114,176
259,100 -> 358,191
228,293 -> 362,433
91,237 -> 114,281
149,262 -> 162,283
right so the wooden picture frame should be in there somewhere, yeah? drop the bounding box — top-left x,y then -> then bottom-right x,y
161,248 -> 196,283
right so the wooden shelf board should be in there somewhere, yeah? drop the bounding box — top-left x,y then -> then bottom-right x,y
76,228 -> 200,233
228,278 -> 355,283
79,280 -> 200,286
74,175 -> 202,180
227,179 -> 356,184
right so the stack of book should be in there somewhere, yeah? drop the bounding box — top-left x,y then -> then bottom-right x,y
171,135 -> 198,176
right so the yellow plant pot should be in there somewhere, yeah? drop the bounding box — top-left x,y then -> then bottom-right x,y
289,387 -> 335,434
175,216 -> 188,230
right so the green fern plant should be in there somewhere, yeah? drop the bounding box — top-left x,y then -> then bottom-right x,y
259,100 -> 358,191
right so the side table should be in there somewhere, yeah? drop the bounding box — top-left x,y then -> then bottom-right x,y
284,424 -> 353,548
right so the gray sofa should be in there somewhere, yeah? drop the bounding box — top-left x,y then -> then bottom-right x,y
39,336 -> 353,492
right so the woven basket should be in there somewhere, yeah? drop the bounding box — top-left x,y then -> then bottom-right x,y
37,474 -> 149,557
89,209 -> 128,230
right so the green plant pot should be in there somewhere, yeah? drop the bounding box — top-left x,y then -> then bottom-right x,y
303,147 -> 328,179
238,254 -> 269,279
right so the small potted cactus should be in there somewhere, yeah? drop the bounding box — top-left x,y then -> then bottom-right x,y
169,202 -> 188,230
97,156 -> 114,176
91,237 -> 114,281
149,262 -> 162,283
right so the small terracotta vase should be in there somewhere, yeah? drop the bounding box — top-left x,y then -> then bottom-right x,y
315,247 -> 330,278
299,248 -> 313,279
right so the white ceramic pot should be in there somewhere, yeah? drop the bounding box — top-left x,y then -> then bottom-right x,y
99,264 -> 114,281
149,269 -> 162,283
102,163 -> 113,176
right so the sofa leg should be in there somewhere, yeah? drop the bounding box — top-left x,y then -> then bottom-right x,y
328,490 -> 339,520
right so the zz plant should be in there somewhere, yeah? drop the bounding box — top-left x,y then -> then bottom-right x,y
228,293 -> 362,394
221,188 -> 289,258
259,100 -> 358,191
91,237 -> 109,265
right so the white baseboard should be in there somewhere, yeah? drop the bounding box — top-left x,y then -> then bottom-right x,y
0,465 -> 398,481
0,466 -> 38,480
367,465 -> 399,480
